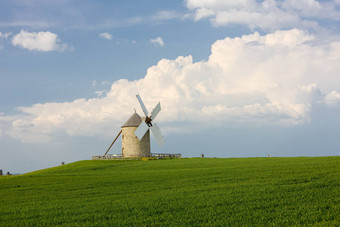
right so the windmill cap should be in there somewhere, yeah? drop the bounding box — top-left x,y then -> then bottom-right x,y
122,112 -> 142,128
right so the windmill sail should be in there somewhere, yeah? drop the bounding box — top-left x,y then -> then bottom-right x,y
151,123 -> 165,146
136,94 -> 148,117
150,102 -> 161,120
135,94 -> 165,146
135,121 -> 149,140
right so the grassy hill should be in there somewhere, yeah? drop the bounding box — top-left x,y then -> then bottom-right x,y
0,157 -> 339,226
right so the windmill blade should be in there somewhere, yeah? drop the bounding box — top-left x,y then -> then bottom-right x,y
150,102 -> 161,120
134,121 -> 149,140
151,123 -> 165,146
136,94 -> 148,117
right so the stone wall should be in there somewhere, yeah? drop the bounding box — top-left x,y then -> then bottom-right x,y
122,126 -> 151,157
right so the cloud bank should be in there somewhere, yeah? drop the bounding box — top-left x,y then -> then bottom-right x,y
1,29 -> 340,143
11,30 -> 73,52
185,0 -> 340,30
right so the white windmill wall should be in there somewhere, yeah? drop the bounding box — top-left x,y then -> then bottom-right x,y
121,112 -> 151,158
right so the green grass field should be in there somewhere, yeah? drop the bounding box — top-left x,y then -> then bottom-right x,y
0,157 -> 339,226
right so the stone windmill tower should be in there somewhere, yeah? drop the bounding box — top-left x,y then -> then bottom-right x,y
104,94 -> 165,158
121,112 -> 151,157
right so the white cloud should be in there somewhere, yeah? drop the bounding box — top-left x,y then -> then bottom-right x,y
99,32 -> 112,40
1,29 -> 340,143
11,30 -> 73,52
185,0 -> 340,30
0,32 -> 12,39
101,81 -> 112,85
0,32 -> 12,50
150,36 -> 164,47
94,90 -> 106,97
151,10 -> 183,21
325,91 -> 340,106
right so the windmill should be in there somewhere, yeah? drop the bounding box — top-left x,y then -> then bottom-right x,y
134,94 -> 165,146
104,94 -> 164,158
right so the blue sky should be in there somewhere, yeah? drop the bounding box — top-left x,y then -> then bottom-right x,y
1,0 -> 340,173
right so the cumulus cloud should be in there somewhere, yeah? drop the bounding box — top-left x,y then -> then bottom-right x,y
1,29 -> 340,143
185,0 -> 340,30
11,30 -> 73,52
150,37 -> 164,47
99,32 -> 112,40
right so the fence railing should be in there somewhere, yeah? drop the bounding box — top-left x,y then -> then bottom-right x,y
152,153 -> 182,158
92,153 -> 181,160
92,154 -> 124,160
